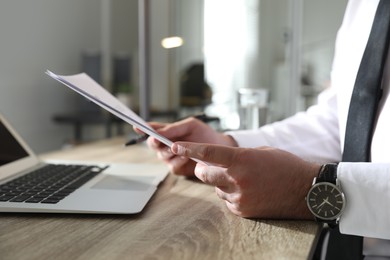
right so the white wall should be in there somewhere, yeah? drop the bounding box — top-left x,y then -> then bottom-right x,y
0,0 -> 101,153
111,0 -> 138,53
150,0 -> 170,111
301,0 -> 348,87
111,0 -> 139,93
0,0 -> 141,153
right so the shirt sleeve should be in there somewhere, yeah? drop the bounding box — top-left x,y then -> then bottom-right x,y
226,87 -> 341,163
338,162 -> 390,239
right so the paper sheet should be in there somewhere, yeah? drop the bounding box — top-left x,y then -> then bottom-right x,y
46,70 -> 173,147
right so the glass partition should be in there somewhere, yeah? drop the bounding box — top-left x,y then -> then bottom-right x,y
157,0 -> 347,129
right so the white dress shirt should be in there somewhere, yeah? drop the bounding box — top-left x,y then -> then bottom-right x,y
228,0 -> 390,240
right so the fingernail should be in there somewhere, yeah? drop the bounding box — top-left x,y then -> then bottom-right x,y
171,143 -> 185,155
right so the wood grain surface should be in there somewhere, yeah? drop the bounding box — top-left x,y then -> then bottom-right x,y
0,137 -> 319,260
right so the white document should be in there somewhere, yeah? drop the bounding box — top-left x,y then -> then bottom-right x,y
46,70 -> 173,147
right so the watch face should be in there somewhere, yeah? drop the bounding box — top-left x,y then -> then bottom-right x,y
307,182 -> 345,221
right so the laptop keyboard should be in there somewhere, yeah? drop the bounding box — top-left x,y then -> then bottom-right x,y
0,164 -> 108,204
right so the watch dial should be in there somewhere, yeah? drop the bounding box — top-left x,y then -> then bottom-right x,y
307,182 -> 345,220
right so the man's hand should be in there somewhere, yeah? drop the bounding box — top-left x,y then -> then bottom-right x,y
171,141 -> 320,219
136,117 -> 237,176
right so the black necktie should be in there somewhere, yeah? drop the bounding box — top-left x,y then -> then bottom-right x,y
322,0 -> 390,259
343,0 -> 390,163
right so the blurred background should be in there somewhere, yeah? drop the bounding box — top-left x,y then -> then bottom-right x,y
0,0 -> 347,153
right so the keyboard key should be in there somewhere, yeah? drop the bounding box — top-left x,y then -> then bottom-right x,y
41,199 -> 61,204
0,195 -> 16,202
9,195 -> 32,202
25,197 -> 44,203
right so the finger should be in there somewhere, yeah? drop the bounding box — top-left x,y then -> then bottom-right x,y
147,136 -> 166,150
133,127 -> 144,135
194,163 -> 233,187
134,122 -> 167,134
215,187 -> 231,203
224,200 -> 242,216
156,148 -> 175,161
157,118 -> 201,140
172,142 -> 236,167
167,156 -> 194,176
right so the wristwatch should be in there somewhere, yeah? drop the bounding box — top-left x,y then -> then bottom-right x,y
306,163 -> 345,227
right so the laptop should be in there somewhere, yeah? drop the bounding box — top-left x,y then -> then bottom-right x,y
0,112 -> 168,214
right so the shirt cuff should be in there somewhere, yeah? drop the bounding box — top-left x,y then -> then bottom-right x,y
226,129 -> 271,148
338,162 -> 390,239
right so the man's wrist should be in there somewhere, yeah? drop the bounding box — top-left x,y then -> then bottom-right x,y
301,163 -> 322,219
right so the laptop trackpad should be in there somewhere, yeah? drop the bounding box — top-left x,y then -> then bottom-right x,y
92,175 -> 154,191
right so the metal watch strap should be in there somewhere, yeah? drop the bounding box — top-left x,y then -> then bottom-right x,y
316,163 -> 338,184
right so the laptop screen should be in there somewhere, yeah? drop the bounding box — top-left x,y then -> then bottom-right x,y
0,120 -> 29,167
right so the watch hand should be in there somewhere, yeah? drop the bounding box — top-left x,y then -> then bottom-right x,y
318,200 -> 327,209
324,199 -> 334,207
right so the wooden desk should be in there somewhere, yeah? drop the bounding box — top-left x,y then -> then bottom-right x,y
0,137 -> 319,260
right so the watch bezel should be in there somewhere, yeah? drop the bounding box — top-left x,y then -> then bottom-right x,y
306,181 -> 346,221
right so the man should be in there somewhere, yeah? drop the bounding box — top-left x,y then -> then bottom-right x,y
139,0 -> 390,242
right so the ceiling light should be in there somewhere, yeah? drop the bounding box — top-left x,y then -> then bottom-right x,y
161,37 -> 184,49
